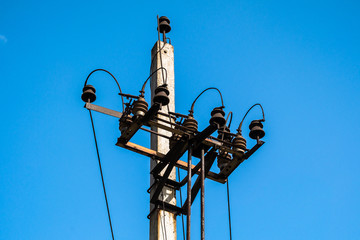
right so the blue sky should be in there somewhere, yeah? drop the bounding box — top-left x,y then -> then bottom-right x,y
1,0 -> 359,239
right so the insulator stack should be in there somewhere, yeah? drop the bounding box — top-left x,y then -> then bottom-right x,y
232,134 -> 247,154
249,120 -> 265,140
217,152 -> 231,170
158,16 -> 171,33
209,107 -> 226,127
81,85 -> 96,103
119,115 -> 133,134
153,85 -> 170,106
183,115 -> 198,133
132,97 -> 148,117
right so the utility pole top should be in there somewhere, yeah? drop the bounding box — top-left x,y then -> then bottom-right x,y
158,16 -> 171,43
81,15 -> 267,240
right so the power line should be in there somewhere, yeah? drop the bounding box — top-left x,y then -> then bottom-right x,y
227,180 -> 232,240
88,109 -> 115,240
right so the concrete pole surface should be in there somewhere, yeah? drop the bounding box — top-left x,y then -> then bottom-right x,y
150,40 -> 176,240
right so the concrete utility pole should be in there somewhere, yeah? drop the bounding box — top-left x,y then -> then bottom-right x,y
149,40 -> 176,240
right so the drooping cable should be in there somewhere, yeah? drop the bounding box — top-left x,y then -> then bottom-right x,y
177,167 -> 186,240
220,112 -> 233,240
237,103 -> 265,133
189,87 -> 225,116
140,67 -> 168,96
88,110 -> 115,240
226,180 -> 232,240
226,112 -> 233,129
84,68 -> 125,112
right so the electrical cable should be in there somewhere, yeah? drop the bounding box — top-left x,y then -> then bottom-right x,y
237,103 -> 265,133
177,167 -> 186,240
189,87 -> 225,116
88,109 -> 115,240
84,68 -> 125,112
140,67 -> 168,96
226,112 -> 233,129
226,180 -> 232,240
219,112 -> 233,240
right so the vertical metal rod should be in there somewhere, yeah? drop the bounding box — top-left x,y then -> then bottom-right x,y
157,15 -> 161,43
163,30 -> 166,43
201,147 -> 205,240
187,144 -> 192,240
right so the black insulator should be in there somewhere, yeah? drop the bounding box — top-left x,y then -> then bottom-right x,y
158,16 -> 171,33
183,115 -> 198,133
249,120 -> 265,140
217,152 -> 231,170
232,134 -> 247,154
81,85 -> 96,103
119,115 -> 133,134
209,107 -> 226,127
153,85 -> 170,106
132,97 -> 148,117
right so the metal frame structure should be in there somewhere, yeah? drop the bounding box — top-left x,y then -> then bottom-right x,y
81,15 -> 267,240
84,100 -> 265,216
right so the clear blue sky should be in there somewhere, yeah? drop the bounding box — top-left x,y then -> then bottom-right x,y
1,0 -> 359,239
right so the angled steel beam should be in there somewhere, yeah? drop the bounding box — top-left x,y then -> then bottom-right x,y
218,140 -> 265,178
117,103 -> 161,144
115,141 -> 226,183
151,124 -> 218,176
150,137 -> 189,204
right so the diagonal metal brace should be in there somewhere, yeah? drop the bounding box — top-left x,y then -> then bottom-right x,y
150,137 -> 189,204
218,140 -> 265,178
151,124 -> 218,176
150,124 -> 218,204
117,103 -> 161,144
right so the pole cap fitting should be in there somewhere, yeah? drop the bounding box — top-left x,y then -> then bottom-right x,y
81,85 -> 96,103
249,120 -> 265,139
